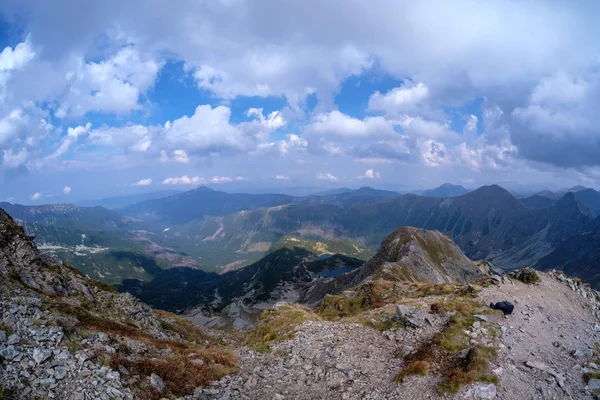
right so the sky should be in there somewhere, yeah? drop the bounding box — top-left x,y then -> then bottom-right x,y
1,0 -> 600,204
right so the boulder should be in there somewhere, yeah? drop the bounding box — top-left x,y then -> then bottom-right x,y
149,373 -> 165,393
33,347 -> 53,364
463,383 -> 497,399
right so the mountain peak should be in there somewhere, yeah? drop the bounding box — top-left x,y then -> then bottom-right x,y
366,226 -> 483,283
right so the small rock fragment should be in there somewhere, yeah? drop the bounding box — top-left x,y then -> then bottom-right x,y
149,373 -> 165,393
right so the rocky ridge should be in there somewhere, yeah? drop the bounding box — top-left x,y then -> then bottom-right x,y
190,270 -> 600,400
0,208 -> 236,399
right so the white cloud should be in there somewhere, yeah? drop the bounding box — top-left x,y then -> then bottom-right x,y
30,192 -> 42,200
358,169 -> 381,179
54,45 -> 162,117
63,186 -> 72,194
162,175 -> 202,185
306,111 -> 397,138
171,150 -> 188,163
369,82 -> 429,115
275,175 -> 290,180
316,172 -> 339,182
133,178 -> 152,186
419,140 -> 449,167
3,148 -> 28,168
210,176 -> 233,184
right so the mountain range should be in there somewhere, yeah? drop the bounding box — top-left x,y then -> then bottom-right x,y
5,182 -> 600,293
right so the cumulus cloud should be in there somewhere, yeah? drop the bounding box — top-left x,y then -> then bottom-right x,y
4,0 -> 600,193
275,175 -> 290,180
133,178 -> 152,186
30,192 -> 42,200
358,169 -> 381,179
210,176 -> 233,184
54,45 -> 162,117
63,186 -> 71,194
316,172 -> 339,182
306,111 -> 397,138
162,175 -> 202,185
369,82 -> 429,115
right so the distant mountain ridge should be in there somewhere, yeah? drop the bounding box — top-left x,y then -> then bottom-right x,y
412,183 -> 470,197
76,190 -> 181,209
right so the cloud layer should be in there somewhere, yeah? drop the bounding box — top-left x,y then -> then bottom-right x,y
1,1 -> 600,201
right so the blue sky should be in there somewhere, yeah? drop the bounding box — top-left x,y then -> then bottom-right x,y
1,1 -> 600,204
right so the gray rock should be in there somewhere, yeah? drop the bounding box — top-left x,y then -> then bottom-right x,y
191,359 -> 205,366
54,366 -> 68,380
472,321 -> 481,329
463,383 -> 497,399
473,314 -> 488,322
94,332 -> 110,343
7,333 -> 21,345
525,361 -> 566,389
401,345 -> 415,358
395,305 -> 410,319
149,373 -> 165,393
33,347 -> 53,364
586,378 -> 600,391
39,378 -> 56,386
0,345 -> 20,360
491,275 -> 503,285
0,329 -> 6,342
572,348 -> 594,358
404,316 -> 421,329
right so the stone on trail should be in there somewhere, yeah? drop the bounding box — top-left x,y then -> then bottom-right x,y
463,383 -> 497,399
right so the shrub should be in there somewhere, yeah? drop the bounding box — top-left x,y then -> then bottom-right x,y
511,267 -> 540,284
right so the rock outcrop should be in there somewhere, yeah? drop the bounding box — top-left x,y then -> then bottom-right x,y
302,226 -> 485,304
0,208 -> 236,399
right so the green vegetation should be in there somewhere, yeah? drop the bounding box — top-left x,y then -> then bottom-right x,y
438,346 -> 499,393
394,297 -> 500,393
244,304 -> 320,353
584,371 -> 600,383
318,294 -> 365,320
0,322 -> 14,336
270,235 -> 374,261
511,267 -> 540,284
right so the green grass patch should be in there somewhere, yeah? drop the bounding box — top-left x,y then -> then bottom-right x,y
584,371 -> 600,383
437,345 -> 499,393
511,268 -> 540,284
0,323 -> 14,336
244,304 -> 320,353
318,294 -> 365,320
365,317 -> 405,332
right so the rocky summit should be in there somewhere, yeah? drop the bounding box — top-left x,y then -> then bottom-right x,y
4,204 -> 600,400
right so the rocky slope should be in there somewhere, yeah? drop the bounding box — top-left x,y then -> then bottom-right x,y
302,227 -> 485,305
0,208 -> 237,399
201,271 -> 600,399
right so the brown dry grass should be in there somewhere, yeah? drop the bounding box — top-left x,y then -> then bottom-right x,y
394,361 -> 430,382
395,298 -> 499,393
99,348 -> 237,400
244,304 -> 321,353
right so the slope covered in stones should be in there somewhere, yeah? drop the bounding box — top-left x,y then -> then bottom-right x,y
209,270 -> 600,399
0,208 -> 237,400
302,226 -> 485,304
